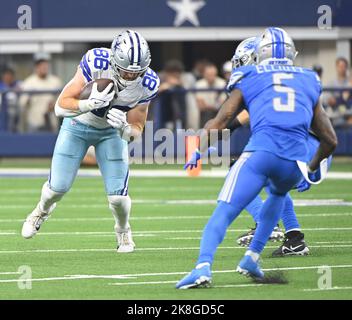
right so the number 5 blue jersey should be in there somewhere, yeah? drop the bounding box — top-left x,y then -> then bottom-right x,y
227,64 -> 322,161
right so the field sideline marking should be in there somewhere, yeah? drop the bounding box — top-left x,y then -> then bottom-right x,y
0,264 -> 351,284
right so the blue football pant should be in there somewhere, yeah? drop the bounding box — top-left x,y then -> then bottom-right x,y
197,151 -> 302,265
49,118 -> 129,195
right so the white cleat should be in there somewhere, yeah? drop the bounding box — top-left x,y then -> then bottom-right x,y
21,203 -> 56,239
115,227 -> 135,253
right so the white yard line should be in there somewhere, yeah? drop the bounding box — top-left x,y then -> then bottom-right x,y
1,199 -> 351,209
1,168 -> 352,179
0,211 -> 351,224
0,244 -> 351,255
1,226 -> 352,237
302,286 -> 352,292
0,264 -> 351,285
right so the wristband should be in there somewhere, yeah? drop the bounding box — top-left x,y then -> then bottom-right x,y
78,99 -> 91,113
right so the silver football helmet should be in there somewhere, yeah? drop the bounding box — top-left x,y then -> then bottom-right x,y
255,27 -> 298,65
231,37 -> 258,69
110,30 -> 151,88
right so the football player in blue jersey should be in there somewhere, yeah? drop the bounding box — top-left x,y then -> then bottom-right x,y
176,27 -> 337,288
229,37 -> 333,256
21,30 -> 160,253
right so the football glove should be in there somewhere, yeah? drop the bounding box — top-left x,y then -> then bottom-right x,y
78,82 -> 115,112
106,108 -> 132,141
184,146 -> 216,170
296,179 -> 311,192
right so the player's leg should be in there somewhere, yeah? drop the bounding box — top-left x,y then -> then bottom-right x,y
238,153 -> 302,278
176,152 -> 268,288
95,131 -> 134,253
272,192 -> 309,256
237,191 -> 284,246
22,119 -> 89,238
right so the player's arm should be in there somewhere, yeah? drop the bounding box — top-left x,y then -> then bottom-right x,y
126,103 -> 149,141
227,109 -> 250,132
309,102 -> 338,171
55,69 -> 85,117
55,68 -> 114,117
107,103 -> 149,142
199,89 -> 244,152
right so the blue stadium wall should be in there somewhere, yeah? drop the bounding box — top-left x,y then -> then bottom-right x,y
0,0 -> 351,28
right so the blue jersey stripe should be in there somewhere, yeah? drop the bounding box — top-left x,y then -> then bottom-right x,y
83,54 -> 92,77
79,61 -> 92,82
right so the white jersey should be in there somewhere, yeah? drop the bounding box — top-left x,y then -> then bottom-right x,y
75,47 -> 160,129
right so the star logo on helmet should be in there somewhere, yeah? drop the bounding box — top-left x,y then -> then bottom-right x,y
113,40 -> 121,51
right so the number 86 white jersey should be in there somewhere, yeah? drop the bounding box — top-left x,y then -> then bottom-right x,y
76,47 -> 160,129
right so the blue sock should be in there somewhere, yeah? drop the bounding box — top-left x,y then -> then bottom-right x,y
197,201 -> 240,265
281,193 -> 300,232
249,194 -> 286,253
245,195 -> 263,223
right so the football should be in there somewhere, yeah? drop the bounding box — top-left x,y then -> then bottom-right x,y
79,78 -> 115,100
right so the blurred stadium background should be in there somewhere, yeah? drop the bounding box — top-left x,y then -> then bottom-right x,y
0,0 -> 352,300
0,0 -> 352,159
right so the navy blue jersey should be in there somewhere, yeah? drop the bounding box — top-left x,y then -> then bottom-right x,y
228,64 -> 322,161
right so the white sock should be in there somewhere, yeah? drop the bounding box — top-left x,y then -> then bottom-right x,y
39,182 -> 64,212
108,195 -> 131,232
245,250 -> 260,262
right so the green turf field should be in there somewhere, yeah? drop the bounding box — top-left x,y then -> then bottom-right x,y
0,172 -> 351,299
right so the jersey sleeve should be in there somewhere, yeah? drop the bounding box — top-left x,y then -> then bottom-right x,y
79,48 -> 111,83
79,49 -> 94,83
226,68 -> 246,92
310,71 -> 323,107
138,68 -> 160,104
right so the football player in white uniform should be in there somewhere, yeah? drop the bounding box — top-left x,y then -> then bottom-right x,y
22,30 -> 160,253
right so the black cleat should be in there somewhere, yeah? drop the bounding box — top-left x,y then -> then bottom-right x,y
271,231 -> 309,257
237,225 -> 257,247
237,224 -> 284,247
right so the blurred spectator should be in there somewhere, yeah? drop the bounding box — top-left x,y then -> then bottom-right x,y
19,52 -> 62,132
195,63 -> 227,127
312,64 -> 323,79
158,60 -> 187,130
222,60 -> 233,82
0,66 -> 21,131
192,58 -> 210,81
324,57 -> 352,127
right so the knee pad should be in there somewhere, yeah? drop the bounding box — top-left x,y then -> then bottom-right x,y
108,195 -> 131,210
42,182 -> 66,202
